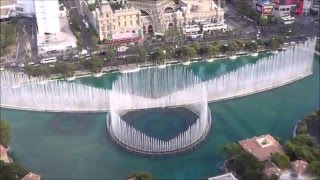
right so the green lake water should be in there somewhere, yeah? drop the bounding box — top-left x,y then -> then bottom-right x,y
1,54 -> 319,179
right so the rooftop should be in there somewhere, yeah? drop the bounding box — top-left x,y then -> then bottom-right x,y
238,134 -> 284,162
0,144 -> 7,157
263,161 -> 282,178
21,172 -> 41,180
291,160 -> 308,174
208,173 -> 238,180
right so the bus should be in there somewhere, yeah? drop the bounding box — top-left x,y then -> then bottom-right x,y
40,57 -> 57,64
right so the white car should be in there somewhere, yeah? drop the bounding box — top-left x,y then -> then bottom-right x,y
18,63 -> 25,68
48,64 -> 55,68
28,61 -> 35,65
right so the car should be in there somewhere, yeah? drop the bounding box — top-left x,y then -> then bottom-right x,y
0,66 -> 4,71
63,56 -> 69,60
10,63 -> 16,67
18,63 -> 25,68
34,64 -> 40,67
28,61 -> 35,65
48,64 -> 55,68
290,41 -> 296,45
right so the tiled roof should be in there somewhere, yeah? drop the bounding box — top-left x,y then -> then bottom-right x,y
238,134 -> 284,162
0,144 -> 7,157
208,173 -> 238,180
21,172 -> 41,180
263,161 -> 282,177
291,160 -> 308,174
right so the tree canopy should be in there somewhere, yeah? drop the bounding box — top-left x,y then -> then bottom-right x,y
227,40 -> 239,54
0,161 -> 28,180
221,143 -> 264,180
127,172 -> 154,180
151,49 -> 166,64
0,120 -> 11,147
284,134 -> 320,178
245,41 -> 259,52
271,153 -> 291,169
106,47 -> 117,61
181,46 -> 197,59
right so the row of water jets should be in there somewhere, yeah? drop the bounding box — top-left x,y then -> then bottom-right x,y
0,38 -> 316,112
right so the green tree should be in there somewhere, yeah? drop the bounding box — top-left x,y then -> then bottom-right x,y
259,17 -> 268,26
235,40 -> 245,51
308,161 -> 320,178
190,42 -> 200,52
220,143 -> 243,158
270,39 -> 281,50
227,40 -> 239,55
106,47 -> 117,61
232,152 -> 264,179
268,16 -> 277,25
152,49 -> 166,64
164,46 -> 175,59
270,174 -> 279,180
271,153 -> 291,169
181,46 -> 197,59
164,27 -> 181,41
137,47 -> 148,62
0,120 -> 11,147
89,56 -> 103,73
54,62 -> 75,77
0,161 -> 28,180
245,41 -> 259,52
127,172 -> 153,180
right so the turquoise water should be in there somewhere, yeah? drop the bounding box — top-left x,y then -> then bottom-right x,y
1,55 -> 319,179
122,107 -> 198,141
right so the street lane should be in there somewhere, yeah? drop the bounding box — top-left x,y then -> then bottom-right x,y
64,0 -> 91,50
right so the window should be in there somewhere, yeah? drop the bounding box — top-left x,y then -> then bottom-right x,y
286,8 -> 290,11
124,21 -> 127,26
130,20 -> 132,25
118,22 -> 120,27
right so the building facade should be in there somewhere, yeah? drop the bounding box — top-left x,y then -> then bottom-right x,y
15,0 -> 35,17
126,0 -> 225,35
95,1 -> 143,43
80,0 -> 226,43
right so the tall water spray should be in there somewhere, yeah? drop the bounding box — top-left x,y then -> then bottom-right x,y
108,66 -> 211,154
0,38 -> 316,112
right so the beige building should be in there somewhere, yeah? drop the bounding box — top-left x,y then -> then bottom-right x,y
95,1 -> 142,43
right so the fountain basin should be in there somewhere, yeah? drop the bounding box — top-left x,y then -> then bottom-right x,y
107,105 -> 212,155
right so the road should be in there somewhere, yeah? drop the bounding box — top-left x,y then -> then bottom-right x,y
15,17 -> 38,62
16,19 -> 26,62
25,17 -> 38,61
63,0 -> 91,50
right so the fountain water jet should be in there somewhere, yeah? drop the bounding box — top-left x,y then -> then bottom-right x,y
0,38 -> 316,112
